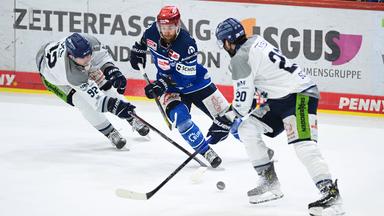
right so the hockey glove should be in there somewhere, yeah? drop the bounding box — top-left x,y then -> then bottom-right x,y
207,115 -> 233,145
130,41 -> 147,70
106,97 -> 136,119
144,78 -> 168,99
104,66 -> 127,94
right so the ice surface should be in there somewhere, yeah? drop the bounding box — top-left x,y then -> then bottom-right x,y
1,92 -> 383,216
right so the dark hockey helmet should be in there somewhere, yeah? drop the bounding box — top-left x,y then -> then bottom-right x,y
65,33 -> 92,58
215,18 -> 245,48
157,6 -> 181,38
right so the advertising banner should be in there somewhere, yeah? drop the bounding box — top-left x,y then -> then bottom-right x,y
1,0 -> 383,115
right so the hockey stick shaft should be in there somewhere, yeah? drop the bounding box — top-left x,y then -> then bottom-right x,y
129,112 -> 207,167
138,64 -> 172,130
116,145 -> 203,200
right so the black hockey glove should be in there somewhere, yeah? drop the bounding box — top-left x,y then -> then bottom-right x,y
207,115 -> 233,145
144,78 -> 168,99
130,41 -> 147,70
106,97 -> 136,119
104,66 -> 127,94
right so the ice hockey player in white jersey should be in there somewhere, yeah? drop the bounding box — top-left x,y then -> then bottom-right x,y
215,18 -> 345,215
35,33 -> 149,149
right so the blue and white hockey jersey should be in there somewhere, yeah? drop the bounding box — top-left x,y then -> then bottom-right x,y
142,23 -> 211,94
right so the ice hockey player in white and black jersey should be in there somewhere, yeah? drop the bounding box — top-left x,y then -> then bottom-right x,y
215,18 -> 345,215
35,33 -> 149,149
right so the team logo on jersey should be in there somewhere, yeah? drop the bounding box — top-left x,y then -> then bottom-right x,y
236,80 -> 246,87
187,46 -> 195,55
176,63 -> 196,76
157,58 -> 170,70
79,82 -> 89,91
146,39 -> 157,51
168,49 -> 180,61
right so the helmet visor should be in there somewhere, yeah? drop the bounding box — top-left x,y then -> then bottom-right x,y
159,23 -> 179,32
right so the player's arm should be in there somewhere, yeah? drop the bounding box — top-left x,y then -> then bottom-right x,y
207,58 -> 261,145
206,55 -> 256,145
83,34 -> 127,94
231,54 -> 256,117
71,80 -> 135,119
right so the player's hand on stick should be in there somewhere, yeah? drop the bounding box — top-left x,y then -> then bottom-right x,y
144,78 -> 168,99
106,98 -> 136,119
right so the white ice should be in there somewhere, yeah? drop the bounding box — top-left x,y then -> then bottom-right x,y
1,92 -> 383,216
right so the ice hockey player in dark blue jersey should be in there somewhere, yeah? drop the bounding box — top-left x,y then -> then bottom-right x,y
130,6 -> 234,168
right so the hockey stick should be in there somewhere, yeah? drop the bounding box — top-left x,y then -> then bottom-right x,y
138,64 -> 172,130
116,144 -> 203,200
129,112 -> 207,167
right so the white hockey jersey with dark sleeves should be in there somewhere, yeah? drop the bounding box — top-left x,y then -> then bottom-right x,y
229,35 -> 316,117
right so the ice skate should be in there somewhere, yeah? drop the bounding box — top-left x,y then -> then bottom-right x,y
128,117 -> 150,136
248,162 -> 284,204
308,179 -> 345,216
202,147 -> 222,168
107,129 -> 127,149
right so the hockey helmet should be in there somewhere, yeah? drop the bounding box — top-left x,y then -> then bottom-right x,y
65,33 -> 92,58
215,18 -> 245,48
157,6 -> 181,37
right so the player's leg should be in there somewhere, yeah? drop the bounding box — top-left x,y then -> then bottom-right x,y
282,93 -> 344,215
236,113 -> 284,204
183,84 -> 230,166
41,76 -> 126,149
102,88 -> 149,136
183,84 -> 233,167
189,83 -> 237,142
186,83 -> 229,118
162,93 -> 221,168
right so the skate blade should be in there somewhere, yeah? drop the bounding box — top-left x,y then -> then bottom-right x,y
309,204 -> 345,216
249,190 -> 284,204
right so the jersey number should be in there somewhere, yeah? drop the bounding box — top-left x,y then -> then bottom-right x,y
46,44 -> 59,68
235,91 -> 247,102
268,48 -> 297,73
87,86 -> 99,97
